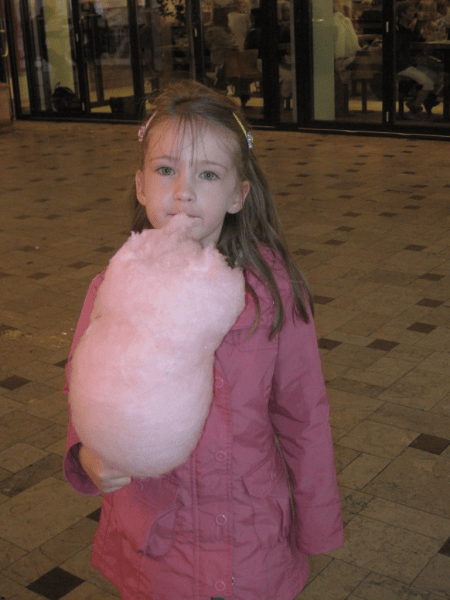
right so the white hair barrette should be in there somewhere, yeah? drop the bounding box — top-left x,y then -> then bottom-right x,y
138,112 -> 156,142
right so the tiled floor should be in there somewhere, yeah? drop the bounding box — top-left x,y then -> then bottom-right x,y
0,120 -> 449,600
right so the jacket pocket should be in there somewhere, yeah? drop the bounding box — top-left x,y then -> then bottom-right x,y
243,451 -> 291,549
112,476 -> 181,558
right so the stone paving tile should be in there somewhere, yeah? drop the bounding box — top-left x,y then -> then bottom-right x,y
364,448 -> 450,519
330,515 -> 442,584
353,571 -> 447,600
299,558 -> 369,600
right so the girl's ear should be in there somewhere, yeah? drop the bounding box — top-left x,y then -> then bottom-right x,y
135,170 -> 146,206
229,180 -> 250,214
241,181 -> 250,204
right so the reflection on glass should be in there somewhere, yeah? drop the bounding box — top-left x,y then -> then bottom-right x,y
312,0 -> 383,124
30,0 -> 78,112
395,0 -> 450,127
203,0 -> 264,119
278,0 -> 294,123
83,0 -> 134,114
139,5 -> 163,96
11,0 -> 31,113
312,0 -> 334,120
139,0 -> 190,115
0,13 -> 7,83
205,4 -> 238,91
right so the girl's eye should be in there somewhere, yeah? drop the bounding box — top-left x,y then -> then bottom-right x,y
157,166 -> 175,176
200,171 -> 218,181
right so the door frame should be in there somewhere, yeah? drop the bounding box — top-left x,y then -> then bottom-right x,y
71,0 -> 90,112
2,0 -> 21,117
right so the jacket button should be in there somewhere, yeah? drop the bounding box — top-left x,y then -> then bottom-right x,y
214,377 -> 224,389
215,451 -> 227,461
216,514 -> 227,525
215,581 -> 226,592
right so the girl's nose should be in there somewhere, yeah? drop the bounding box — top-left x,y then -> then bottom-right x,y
173,171 -> 195,202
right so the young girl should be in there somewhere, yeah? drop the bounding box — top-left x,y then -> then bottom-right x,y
64,80 -> 344,600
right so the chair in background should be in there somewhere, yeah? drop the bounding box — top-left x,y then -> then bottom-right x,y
225,49 -> 262,100
350,48 -> 383,112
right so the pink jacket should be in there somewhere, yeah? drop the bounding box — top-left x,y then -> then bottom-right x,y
64,248 -> 344,600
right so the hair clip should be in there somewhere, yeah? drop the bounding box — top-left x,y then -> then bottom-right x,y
138,112 -> 156,142
233,112 -> 253,149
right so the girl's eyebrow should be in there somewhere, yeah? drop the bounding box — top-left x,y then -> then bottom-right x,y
196,160 -> 228,169
149,156 -> 228,170
149,155 -> 177,162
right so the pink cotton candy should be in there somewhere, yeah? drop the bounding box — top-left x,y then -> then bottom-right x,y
69,213 -> 245,477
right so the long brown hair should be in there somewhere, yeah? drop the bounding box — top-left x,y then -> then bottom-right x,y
130,80 -> 313,339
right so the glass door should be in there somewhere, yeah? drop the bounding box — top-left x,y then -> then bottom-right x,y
5,0 -> 142,116
278,0 -> 295,123
199,0 -> 296,124
311,0 -> 384,124
201,0 -> 264,117
137,0 -> 192,118
393,0 -> 450,131
3,0 -> 33,114
77,0 -> 136,114
28,0 -> 79,113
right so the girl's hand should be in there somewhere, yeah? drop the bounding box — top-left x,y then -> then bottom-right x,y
79,445 -> 132,493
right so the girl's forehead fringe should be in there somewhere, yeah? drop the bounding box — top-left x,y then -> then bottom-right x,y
142,113 -> 242,156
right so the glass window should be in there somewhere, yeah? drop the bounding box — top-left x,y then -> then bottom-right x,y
278,0 -> 295,123
139,0 -> 190,115
28,0 -> 78,112
202,0 -> 264,118
81,0 -> 134,114
10,0 -> 31,113
395,0 -> 450,130
312,0 -> 383,124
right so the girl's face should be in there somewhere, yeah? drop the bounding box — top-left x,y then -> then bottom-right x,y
136,119 -> 249,248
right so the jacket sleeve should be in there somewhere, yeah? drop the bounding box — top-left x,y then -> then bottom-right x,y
63,272 -> 106,496
269,290 -> 344,556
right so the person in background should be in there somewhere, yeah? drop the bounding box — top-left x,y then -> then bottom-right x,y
396,0 -> 442,117
427,0 -> 449,37
436,0 -> 450,35
359,0 -> 383,35
204,6 -> 238,90
139,9 -> 162,91
244,6 -> 262,57
420,0 -> 445,39
228,0 -> 251,51
334,0 -> 361,77
339,0 -> 354,19
333,0 -> 361,115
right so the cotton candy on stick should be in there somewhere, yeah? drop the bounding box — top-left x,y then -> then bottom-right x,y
69,213 -> 245,478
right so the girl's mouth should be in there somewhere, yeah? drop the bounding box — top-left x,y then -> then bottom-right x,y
169,213 -> 198,218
